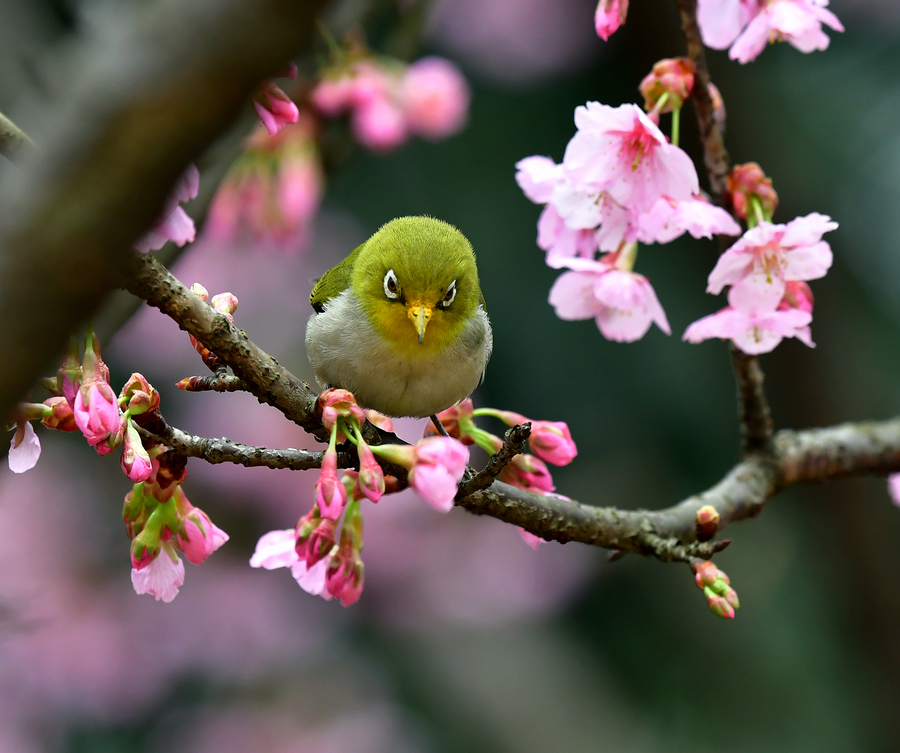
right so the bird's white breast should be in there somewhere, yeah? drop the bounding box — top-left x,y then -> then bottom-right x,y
305,289 -> 492,418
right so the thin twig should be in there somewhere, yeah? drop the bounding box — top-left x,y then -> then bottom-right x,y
457,422 -> 531,498
177,374 -> 247,392
0,111 -> 36,163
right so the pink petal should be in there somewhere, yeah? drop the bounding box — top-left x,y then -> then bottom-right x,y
249,529 -> 299,570
131,546 -> 185,603
727,269 -> 786,313
401,57 -> 470,140
593,271 -> 670,341
548,270 -> 603,321
781,240 -> 833,281
706,246 -> 754,295
515,156 -> 563,204
551,182 -> 604,230
780,212 -> 838,247
8,422 -> 40,473
729,12 -> 772,63
291,557 -> 332,599
518,527 -> 544,550
698,0 -> 758,49
889,474 -> 900,507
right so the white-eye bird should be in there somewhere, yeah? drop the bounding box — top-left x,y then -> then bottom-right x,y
306,216 -> 492,422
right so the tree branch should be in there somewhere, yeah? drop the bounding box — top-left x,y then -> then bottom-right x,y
124,249 -> 900,562
0,111 -> 36,163
457,422 -> 531,498
0,0 -> 327,430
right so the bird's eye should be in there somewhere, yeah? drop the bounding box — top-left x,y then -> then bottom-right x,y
383,269 -> 400,299
440,280 -> 457,309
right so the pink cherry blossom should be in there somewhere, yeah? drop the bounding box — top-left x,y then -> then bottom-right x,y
549,258 -> 671,342
134,163 -> 199,253
595,0 -> 629,41
683,305 -> 813,354
131,544 -> 185,603
120,420 -> 152,483
698,0 -> 760,49
637,196 -> 741,244
563,103 -> 699,213
74,383 -> 120,447
401,57 -> 470,140
500,453 -> 556,493
729,0 -> 844,64
8,421 -> 40,473
515,156 -> 565,204
707,212 -> 836,312
253,81 -> 300,136
311,74 -> 357,116
518,527 -> 545,550
408,437 -> 470,513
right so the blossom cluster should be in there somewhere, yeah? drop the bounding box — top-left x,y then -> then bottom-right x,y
517,90 -> 740,342
311,56 -> 470,153
6,327 -> 229,602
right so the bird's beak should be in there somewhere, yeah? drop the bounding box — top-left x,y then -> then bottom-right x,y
407,304 -> 433,344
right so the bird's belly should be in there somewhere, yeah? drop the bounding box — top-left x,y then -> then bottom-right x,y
305,291 -> 491,417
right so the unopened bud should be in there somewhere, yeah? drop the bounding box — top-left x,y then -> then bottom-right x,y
42,396 -> 77,432
210,292 -> 239,316
640,57 -> 696,113
727,162 -> 778,222
190,283 -> 209,302
695,504 -> 720,541
780,280 -> 814,314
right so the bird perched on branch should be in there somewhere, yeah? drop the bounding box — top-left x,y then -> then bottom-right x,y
306,216 -> 492,426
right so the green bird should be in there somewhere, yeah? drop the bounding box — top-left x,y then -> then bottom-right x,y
306,216 -> 492,422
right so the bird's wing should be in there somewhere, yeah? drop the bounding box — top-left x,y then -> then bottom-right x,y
309,242 -> 365,313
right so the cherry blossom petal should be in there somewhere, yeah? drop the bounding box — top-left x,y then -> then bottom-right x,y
548,269 -> 603,320
291,557 -> 332,599
131,546 -> 185,603
518,527 -> 545,550
706,246 -> 754,295
249,529 -> 299,570
781,240 -> 833,281
593,270 -> 671,341
697,0 -> 759,49
780,212 -> 838,247
516,156 -> 564,204
8,422 -> 40,473
727,268 -> 787,313
889,474 -> 900,507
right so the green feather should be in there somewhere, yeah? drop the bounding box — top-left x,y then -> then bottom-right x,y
309,243 -> 365,313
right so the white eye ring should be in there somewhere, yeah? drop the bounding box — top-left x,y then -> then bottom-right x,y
440,280 -> 457,308
383,269 -> 399,299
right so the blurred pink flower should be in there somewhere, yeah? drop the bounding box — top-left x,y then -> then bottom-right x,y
595,0 -> 629,41
249,529 -> 298,570
311,74 -> 357,115
131,544 -> 185,603
780,279 -> 814,313
352,97 -> 408,152
253,81 -> 300,136
563,102 -> 698,213
698,0 -> 760,48
408,436 -> 469,512
889,474 -> 900,506
707,213 -> 836,312
8,421 -> 40,473
291,558 -> 333,599
729,0 -> 844,63
134,163 -> 200,253
401,56 -> 470,140
683,305 -> 813,354
549,258 -> 671,342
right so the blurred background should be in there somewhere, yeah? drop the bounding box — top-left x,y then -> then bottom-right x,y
2,0 -> 900,751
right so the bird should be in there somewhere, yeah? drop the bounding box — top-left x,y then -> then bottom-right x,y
306,216 -> 492,427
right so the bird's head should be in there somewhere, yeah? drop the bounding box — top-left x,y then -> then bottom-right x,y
352,217 -> 483,354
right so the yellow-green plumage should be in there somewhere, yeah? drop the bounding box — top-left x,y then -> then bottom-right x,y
306,217 -> 492,418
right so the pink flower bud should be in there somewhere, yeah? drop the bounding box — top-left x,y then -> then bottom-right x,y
253,81 -> 300,136
356,441 -> 385,503
706,591 -> 735,619
727,162 -> 778,221
695,504 -> 720,541
190,282 -> 209,302
303,518 -> 337,568
366,410 -> 394,433
595,0 -> 629,41
423,399 -> 475,442
134,164 -> 200,253
120,373 -> 160,415
121,420 -> 153,483
210,292 -> 239,316
41,396 -> 76,432
316,448 -> 347,521
326,540 -> 364,607
779,281 -> 814,314
528,421 -> 577,466
499,454 -> 555,494
74,383 -> 121,447
320,388 -> 366,433
173,492 -> 229,565
401,57 -> 470,141
640,57 -> 696,113
408,436 -> 469,513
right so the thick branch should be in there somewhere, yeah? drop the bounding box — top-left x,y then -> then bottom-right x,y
178,374 -> 248,393
0,0 -> 327,429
